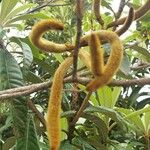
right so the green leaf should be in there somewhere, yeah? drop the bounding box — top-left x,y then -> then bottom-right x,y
120,55 -> 131,75
2,3 -> 35,24
60,140 -> 77,150
0,48 -> 23,90
142,105 -> 150,135
15,114 -> 40,150
0,0 -> 19,22
21,41 -> 33,69
83,114 -> 108,144
23,71 -> 43,83
72,136 -> 96,150
84,106 -> 125,128
97,86 -> 121,108
4,12 -> 50,27
9,37 -> 33,69
2,136 -> 16,150
130,45 -> 150,62
0,48 -> 28,139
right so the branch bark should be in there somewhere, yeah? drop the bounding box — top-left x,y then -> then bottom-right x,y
0,77 -> 150,100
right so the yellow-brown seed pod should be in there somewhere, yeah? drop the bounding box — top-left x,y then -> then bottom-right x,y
78,49 -> 91,70
46,57 -> 73,150
89,33 -> 104,76
116,7 -> 135,36
93,0 -> 104,28
86,31 -> 123,91
107,0 -> 150,28
30,19 -> 74,53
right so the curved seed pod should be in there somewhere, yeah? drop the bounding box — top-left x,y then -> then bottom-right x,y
89,33 -> 104,76
116,7 -> 135,36
30,19 -> 74,53
93,0 -> 104,27
86,31 -> 123,92
107,0 -> 150,28
78,49 -> 91,70
47,57 -> 73,150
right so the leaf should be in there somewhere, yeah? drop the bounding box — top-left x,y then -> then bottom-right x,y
15,114 -> 40,150
0,48 -> 23,90
9,37 -> 33,69
72,136 -> 96,150
83,114 -> 108,144
120,55 -> 131,75
142,105 -> 150,135
24,71 -> 43,83
2,136 -> 16,150
4,12 -> 50,27
0,48 -> 28,139
21,41 -> 33,69
60,140 -> 77,150
84,106 -> 126,129
0,0 -> 19,22
116,107 -> 145,134
2,3 -> 35,24
130,45 -> 150,62
97,86 -> 122,108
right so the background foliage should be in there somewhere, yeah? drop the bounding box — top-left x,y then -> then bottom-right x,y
0,0 -> 150,149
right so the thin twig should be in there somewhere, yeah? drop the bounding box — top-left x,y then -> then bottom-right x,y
0,77 -> 150,100
27,99 -> 46,129
71,92 -> 92,125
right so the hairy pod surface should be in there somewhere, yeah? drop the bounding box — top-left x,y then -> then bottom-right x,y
93,0 -> 104,27
116,7 -> 135,36
47,57 -> 73,150
30,19 -> 74,53
89,33 -> 104,76
107,0 -> 150,28
78,49 -> 91,70
85,31 -> 123,91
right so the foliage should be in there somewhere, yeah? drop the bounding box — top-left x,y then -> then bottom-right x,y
0,0 -> 150,149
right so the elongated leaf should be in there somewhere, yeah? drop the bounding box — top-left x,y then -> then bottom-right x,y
72,136 -> 96,150
15,114 -> 40,150
21,41 -> 33,69
2,3 -> 35,24
4,13 -> 50,27
131,45 -> 150,62
60,140 -> 77,150
120,55 -> 131,75
0,48 -> 23,90
83,114 -> 108,144
0,0 -> 19,22
0,48 -> 28,140
142,105 -> 150,135
97,86 -> 121,108
116,107 -> 145,134
84,106 -> 126,128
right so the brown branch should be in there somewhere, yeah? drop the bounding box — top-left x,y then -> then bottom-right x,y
0,77 -> 150,100
72,0 -> 83,81
93,0 -> 104,28
24,1 -> 71,14
112,0 -> 126,31
131,63 -> 150,70
71,92 -> 92,125
116,7 -> 135,36
27,99 -> 46,129
116,0 -> 126,19
107,0 -> 150,28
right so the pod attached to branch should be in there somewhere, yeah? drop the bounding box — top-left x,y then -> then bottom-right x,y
116,7 -> 135,36
86,31 -> 123,91
47,57 -> 73,150
30,19 -> 74,53
89,33 -> 104,76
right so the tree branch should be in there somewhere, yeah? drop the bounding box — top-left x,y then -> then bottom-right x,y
0,77 -> 150,100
